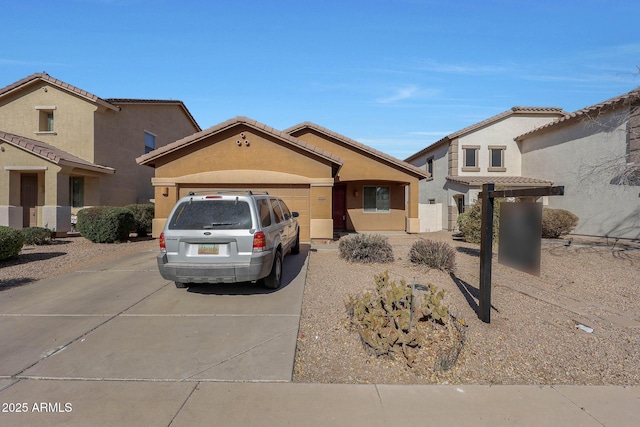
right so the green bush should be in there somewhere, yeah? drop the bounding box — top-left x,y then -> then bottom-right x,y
456,198 -> 502,244
0,226 -> 24,260
338,233 -> 394,263
76,206 -> 136,243
125,204 -> 154,237
409,239 -> 456,272
20,227 -> 52,245
541,208 -> 579,238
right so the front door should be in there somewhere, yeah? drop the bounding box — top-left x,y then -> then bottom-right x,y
332,184 -> 347,230
21,174 -> 38,227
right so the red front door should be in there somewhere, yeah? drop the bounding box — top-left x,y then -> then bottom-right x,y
332,184 -> 347,229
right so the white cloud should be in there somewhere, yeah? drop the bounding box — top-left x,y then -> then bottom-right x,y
415,60 -> 506,75
376,85 -> 420,104
375,85 -> 440,104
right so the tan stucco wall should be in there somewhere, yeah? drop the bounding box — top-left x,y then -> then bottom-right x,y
293,130 -> 417,182
94,103 -> 200,206
292,129 -> 421,232
0,83 -> 97,161
343,181 -> 407,231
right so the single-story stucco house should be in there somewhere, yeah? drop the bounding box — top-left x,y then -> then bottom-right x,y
136,117 -> 428,240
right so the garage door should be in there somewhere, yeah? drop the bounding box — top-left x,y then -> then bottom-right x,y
179,185 -> 310,242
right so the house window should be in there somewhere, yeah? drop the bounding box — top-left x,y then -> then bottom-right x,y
488,146 -> 506,171
462,145 -> 480,172
364,186 -> 390,213
426,156 -> 434,179
35,106 -> 56,133
144,131 -> 156,154
70,177 -> 84,207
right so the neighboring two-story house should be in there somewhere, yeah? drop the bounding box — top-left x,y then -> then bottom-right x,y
517,89 -> 640,240
0,73 -> 200,235
405,107 -> 567,232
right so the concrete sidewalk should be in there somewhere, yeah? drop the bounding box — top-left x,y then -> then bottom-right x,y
1,243 -> 639,426
1,381 -> 638,426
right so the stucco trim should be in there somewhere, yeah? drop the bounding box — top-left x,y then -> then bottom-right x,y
151,170 -> 331,186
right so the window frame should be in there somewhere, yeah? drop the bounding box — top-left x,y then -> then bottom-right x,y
461,145 -> 480,172
144,130 -> 157,154
426,156 -> 434,180
363,186 -> 390,214
488,145 -> 507,172
35,105 -> 57,135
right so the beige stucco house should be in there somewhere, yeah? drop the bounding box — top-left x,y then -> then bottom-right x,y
136,117 -> 427,240
0,73 -> 200,234
405,107 -> 567,231
517,89 -> 640,239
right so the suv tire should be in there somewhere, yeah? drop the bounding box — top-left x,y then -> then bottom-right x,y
175,281 -> 188,289
263,250 -> 282,289
291,231 -> 300,255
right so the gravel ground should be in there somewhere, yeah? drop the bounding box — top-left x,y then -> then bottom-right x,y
2,232 -> 639,385
294,232 -> 640,385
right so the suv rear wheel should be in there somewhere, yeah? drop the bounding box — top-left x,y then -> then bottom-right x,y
262,250 -> 282,289
175,281 -> 187,289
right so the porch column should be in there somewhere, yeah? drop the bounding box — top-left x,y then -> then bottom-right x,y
405,180 -> 420,233
309,180 -> 333,239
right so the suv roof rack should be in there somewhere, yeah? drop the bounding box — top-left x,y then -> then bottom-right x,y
186,190 -> 269,196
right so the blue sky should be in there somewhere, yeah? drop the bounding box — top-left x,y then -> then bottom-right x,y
2,0 -> 639,160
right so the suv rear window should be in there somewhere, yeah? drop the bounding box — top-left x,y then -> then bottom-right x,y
168,200 -> 252,230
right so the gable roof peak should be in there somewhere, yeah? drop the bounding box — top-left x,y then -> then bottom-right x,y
516,86 -> 640,141
0,72 -> 120,112
284,121 -> 428,178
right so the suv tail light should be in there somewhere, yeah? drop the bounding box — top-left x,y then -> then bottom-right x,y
159,232 -> 166,253
253,231 -> 266,252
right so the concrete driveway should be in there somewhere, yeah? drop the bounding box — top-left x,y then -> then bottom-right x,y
0,245 -> 309,426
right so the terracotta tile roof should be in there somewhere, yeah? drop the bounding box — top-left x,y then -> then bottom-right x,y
446,175 -> 553,187
516,88 -> 640,141
284,122 -> 429,178
136,116 -> 344,167
405,106 -> 567,162
106,98 -> 201,131
0,73 -> 119,112
0,130 -> 115,174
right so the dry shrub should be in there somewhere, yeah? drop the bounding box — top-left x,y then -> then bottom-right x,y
409,239 -> 456,272
338,233 -> 394,263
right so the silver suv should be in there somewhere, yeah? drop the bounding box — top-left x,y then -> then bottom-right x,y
157,191 -> 300,289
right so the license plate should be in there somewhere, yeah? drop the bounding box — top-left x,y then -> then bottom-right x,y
198,244 -> 219,255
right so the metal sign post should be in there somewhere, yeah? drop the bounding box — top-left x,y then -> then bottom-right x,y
479,183 -> 494,323
477,184 -> 564,323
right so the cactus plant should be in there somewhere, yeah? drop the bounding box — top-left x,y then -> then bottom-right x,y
345,271 -> 464,371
